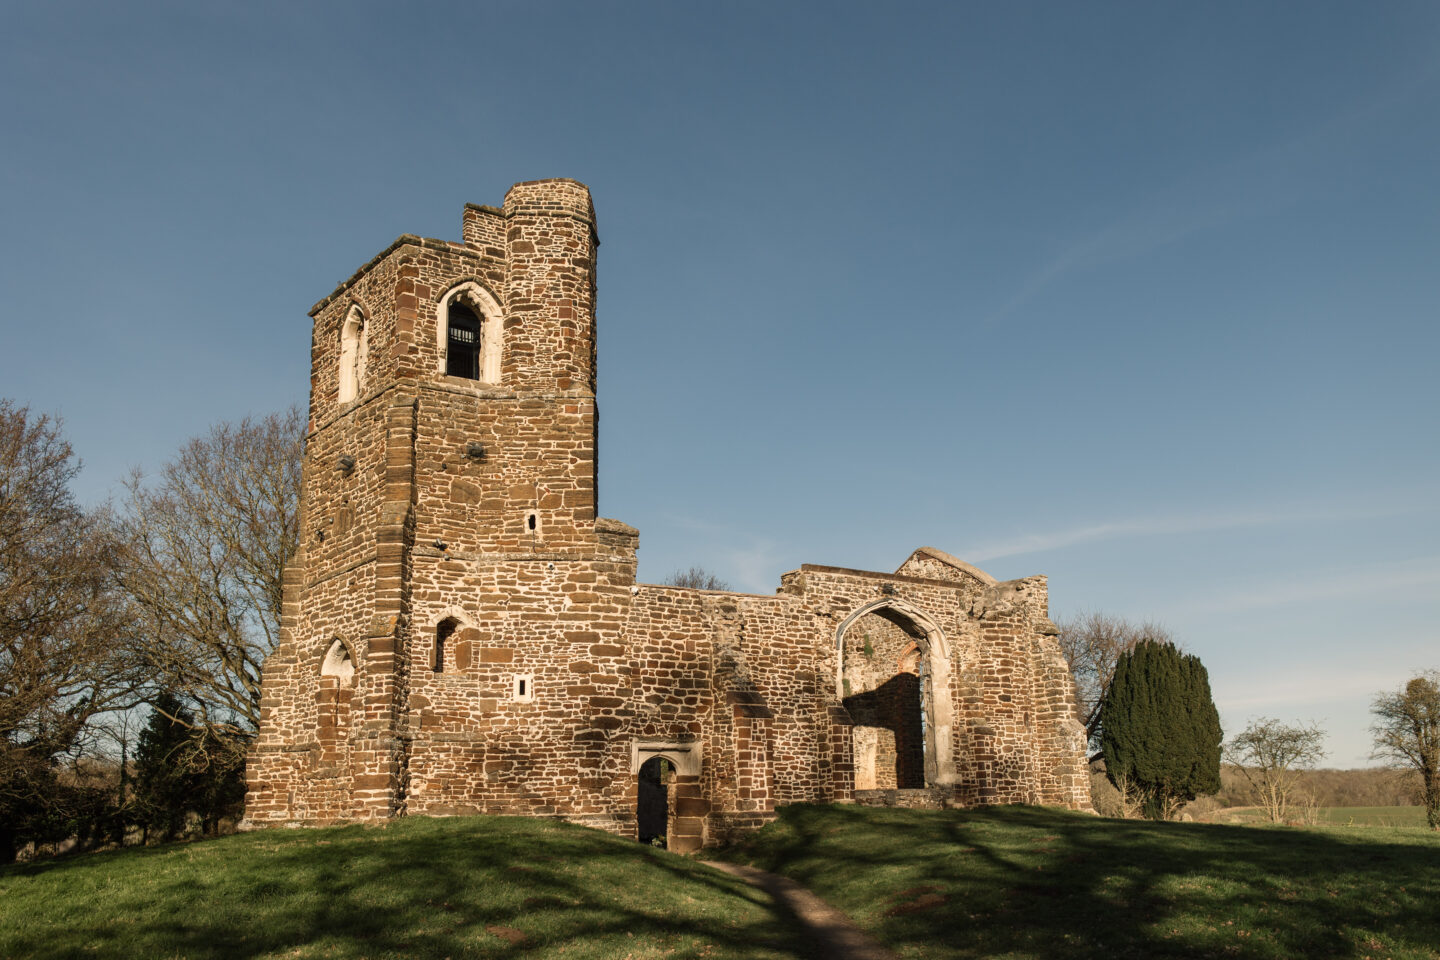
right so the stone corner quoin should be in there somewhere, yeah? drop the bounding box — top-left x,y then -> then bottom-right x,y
241,177 -> 1092,852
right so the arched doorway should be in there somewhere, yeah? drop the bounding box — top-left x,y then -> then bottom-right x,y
632,742 -> 705,852
637,756 -> 672,846
835,602 -> 953,790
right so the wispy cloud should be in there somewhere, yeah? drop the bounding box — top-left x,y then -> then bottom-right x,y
723,540 -> 786,594
1216,665 -> 1419,713
966,510 -> 1271,562
964,496 -> 1435,563
985,191 -> 1254,325
1209,643 -> 1440,766
1185,557 -> 1440,616
984,71 -> 1424,326
657,512 -> 786,594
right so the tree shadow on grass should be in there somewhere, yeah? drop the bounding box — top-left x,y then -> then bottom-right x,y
0,817 -> 821,960
722,804 -> 1440,959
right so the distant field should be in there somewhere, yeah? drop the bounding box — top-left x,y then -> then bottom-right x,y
1212,805 -> 1428,827
720,804 -> 1440,959
1316,806 -> 1430,827
0,817 -> 808,960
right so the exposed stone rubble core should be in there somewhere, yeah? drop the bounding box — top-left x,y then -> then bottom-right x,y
242,180 -> 1092,851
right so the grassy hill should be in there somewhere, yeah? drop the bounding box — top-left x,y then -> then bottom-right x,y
5,806 -> 1439,959
719,804 -> 1440,959
0,817 -> 807,960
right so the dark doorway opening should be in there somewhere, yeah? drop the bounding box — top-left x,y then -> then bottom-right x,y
637,756 -> 672,846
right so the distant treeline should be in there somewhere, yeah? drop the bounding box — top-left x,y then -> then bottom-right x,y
1214,765 -> 1421,809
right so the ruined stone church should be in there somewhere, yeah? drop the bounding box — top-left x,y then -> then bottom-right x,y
242,179 -> 1091,850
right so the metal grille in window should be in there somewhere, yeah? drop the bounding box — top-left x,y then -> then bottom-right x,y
447,303 -> 482,380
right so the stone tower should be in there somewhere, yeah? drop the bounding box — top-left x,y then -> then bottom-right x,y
245,179 -> 646,823
244,179 -> 1091,845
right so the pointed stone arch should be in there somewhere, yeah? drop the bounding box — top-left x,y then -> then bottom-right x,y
320,637 -> 357,685
436,280 -> 503,383
337,303 -> 369,404
835,599 -> 955,787
317,638 -> 358,768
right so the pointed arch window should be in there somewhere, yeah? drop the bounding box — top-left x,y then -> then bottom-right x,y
338,307 -> 368,403
321,639 -> 356,685
318,639 -> 356,763
437,282 -> 502,384
446,303 -> 482,380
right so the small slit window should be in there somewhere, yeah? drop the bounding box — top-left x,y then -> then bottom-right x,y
513,674 -> 534,703
435,618 -> 458,673
446,303 -> 481,380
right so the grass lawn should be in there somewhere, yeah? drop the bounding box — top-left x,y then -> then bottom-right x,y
0,817 -> 810,960
1211,805 -> 1430,828
1313,807 -> 1429,828
719,804 -> 1440,960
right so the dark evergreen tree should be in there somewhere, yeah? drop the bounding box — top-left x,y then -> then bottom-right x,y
132,694 -> 248,841
1100,639 -> 1222,818
185,726 -> 248,836
132,693 -> 198,842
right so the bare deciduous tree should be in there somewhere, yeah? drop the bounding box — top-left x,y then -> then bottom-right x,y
1213,764 -> 1421,810
1089,767 -> 1145,819
663,566 -> 731,591
116,408 -> 303,736
1054,610 -> 1172,756
1225,717 -> 1327,823
1371,671 -> 1440,830
0,401 -> 138,861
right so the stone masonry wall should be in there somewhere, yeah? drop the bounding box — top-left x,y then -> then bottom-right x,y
243,180 -> 1092,846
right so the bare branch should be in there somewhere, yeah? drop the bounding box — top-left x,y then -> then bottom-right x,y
1054,610 -> 1173,753
1371,671 -> 1440,830
115,407 -> 303,735
663,566 -> 731,591
1224,717 -> 1326,823
0,401 -> 141,859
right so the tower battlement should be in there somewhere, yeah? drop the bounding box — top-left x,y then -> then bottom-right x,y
503,177 -> 597,222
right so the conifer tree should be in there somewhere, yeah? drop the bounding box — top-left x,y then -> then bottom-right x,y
132,694 -> 247,841
132,694 -> 198,842
1100,639 -> 1222,818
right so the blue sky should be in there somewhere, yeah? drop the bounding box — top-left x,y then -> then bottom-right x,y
3,1 -> 1437,767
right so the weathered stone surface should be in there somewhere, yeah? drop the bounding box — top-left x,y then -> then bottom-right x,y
241,180 -> 1092,844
